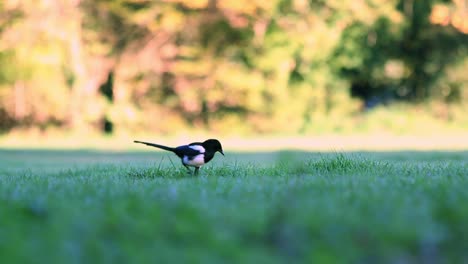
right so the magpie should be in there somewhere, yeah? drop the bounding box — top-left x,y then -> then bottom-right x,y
133,139 -> 224,174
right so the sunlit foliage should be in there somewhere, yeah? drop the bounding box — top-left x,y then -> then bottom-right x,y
0,0 -> 466,134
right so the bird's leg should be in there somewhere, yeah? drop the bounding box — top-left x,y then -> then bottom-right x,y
194,167 -> 200,175
183,165 -> 192,174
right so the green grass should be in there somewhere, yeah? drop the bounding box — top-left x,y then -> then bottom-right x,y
0,149 -> 467,263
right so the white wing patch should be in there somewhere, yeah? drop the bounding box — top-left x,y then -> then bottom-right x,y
183,154 -> 205,166
189,145 -> 205,153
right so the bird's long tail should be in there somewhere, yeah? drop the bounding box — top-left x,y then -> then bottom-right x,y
134,140 -> 175,152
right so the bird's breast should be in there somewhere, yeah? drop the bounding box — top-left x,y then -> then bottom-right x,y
183,154 -> 205,166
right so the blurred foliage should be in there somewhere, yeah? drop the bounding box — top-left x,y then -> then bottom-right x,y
0,0 -> 467,135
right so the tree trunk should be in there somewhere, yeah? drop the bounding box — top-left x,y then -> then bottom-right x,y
14,81 -> 26,120
67,2 -> 87,131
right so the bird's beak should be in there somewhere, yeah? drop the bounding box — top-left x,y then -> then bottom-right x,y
220,150 -> 225,156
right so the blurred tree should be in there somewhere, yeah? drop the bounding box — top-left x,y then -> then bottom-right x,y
0,0 -> 466,134
333,0 -> 468,106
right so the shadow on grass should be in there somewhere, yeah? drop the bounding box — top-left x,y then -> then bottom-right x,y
126,166 -> 194,179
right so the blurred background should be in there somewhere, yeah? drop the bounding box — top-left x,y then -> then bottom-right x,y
0,0 -> 467,149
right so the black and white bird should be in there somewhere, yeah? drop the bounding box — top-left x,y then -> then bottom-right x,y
133,139 -> 224,174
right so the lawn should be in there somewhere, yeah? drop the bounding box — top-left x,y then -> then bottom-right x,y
0,149 -> 467,263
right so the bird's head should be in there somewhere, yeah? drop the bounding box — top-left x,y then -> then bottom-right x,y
203,139 -> 224,156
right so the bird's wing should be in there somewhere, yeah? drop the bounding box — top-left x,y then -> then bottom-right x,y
187,144 -> 205,153
174,145 -> 204,158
